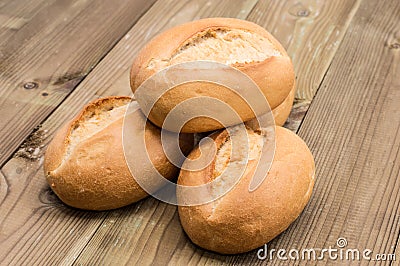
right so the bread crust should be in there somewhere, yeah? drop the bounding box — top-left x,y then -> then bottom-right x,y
130,18 -> 295,133
177,126 -> 315,254
44,96 -> 193,210
272,82 -> 296,126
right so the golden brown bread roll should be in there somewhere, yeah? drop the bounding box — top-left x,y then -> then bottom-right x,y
272,82 -> 295,126
44,96 -> 193,210
130,18 -> 295,133
177,126 -> 315,254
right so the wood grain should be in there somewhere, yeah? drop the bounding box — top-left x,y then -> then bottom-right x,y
0,0 -> 46,33
0,0 -> 156,167
0,158 -> 108,265
236,0 -> 400,264
0,0 -> 260,264
75,199 -> 184,266
2,0 -> 397,265
2,0 -> 363,264
72,0 -> 366,265
246,0 -> 362,132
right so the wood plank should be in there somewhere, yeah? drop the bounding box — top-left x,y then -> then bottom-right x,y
246,0 -> 362,132
68,0 -> 364,265
0,0 -> 48,33
4,0 -> 387,264
0,0 -> 157,167
64,0 -> 263,264
75,199 -> 182,266
0,158 -> 108,265
0,0 -> 260,264
0,2 -> 362,263
236,0 -> 400,264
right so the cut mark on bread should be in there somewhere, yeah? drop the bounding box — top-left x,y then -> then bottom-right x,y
206,127 -> 265,216
213,136 -> 231,179
213,127 -> 264,182
146,28 -> 280,70
63,98 -> 131,164
172,29 -> 280,65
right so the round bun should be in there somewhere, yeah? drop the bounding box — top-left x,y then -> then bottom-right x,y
130,18 -> 295,133
44,96 -> 193,210
272,82 -> 295,126
177,126 -> 315,254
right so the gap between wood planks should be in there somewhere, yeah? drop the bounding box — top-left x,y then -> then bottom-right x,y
0,0 -> 158,168
73,0 -> 363,265
0,0 -> 262,264
266,0 -> 400,264
290,55 -> 335,134
0,0 -> 368,264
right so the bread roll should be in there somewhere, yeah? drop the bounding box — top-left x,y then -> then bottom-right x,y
177,126 -> 315,254
130,18 -> 295,133
44,96 -> 193,210
272,82 -> 295,126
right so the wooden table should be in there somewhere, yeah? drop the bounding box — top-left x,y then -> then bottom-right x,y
0,0 -> 399,265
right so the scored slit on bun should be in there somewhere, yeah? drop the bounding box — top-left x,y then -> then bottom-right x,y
44,96 -> 193,210
177,125 -> 315,254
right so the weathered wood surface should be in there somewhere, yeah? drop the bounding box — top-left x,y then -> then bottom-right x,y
1,0 -> 399,265
266,0 -> 400,264
72,0 -> 365,265
246,0 -> 363,132
0,0 -> 261,264
72,2 -> 398,265
0,0 -> 156,167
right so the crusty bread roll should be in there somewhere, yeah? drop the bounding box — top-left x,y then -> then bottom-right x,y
272,82 -> 295,126
44,96 -> 193,210
177,126 -> 315,254
130,18 -> 295,133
